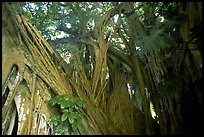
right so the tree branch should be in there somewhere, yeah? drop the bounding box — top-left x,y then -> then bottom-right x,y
108,46 -> 134,71
47,37 -> 80,47
56,25 -> 80,37
47,36 -> 133,73
91,3 -> 125,40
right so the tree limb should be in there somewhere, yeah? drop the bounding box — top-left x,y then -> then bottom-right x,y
56,25 -> 80,37
47,36 -> 133,73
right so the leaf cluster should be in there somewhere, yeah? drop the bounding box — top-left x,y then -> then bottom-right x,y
137,19 -> 176,56
48,94 -> 84,134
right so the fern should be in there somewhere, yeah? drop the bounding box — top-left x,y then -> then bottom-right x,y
137,19 -> 176,56
152,72 -> 181,104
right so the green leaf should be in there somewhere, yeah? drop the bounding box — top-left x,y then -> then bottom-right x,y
56,115 -> 61,121
64,95 -> 70,101
60,101 -> 67,109
69,116 -> 75,124
66,101 -> 71,108
77,124 -> 84,132
50,116 -> 60,126
61,125 -> 68,133
48,97 -> 57,106
75,115 -> 82,124
55,124 -> 63,133
74,105 -> 79,110
50,118 -> 59,126
68,112 -> 76,124
68,107 -> 73,112
53,121 -> 58,126
61,113 -> 68,121
61,108 -> 69,113
76,100 -> 83,107
72,121 -> 78,131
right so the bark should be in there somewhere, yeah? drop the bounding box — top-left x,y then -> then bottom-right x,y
2,2 -> 146,135
142,2 -> 202,135
2,3 -> 73,135
4,2 -> 201,135
107,55 -> 145,134
176,2 -> 202,134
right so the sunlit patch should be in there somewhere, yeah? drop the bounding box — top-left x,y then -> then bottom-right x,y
66,23 -> 71,29
127,83 -> 134,97
113,14 -> 119,23
60,2 -> 65,4
37,90 -> 40,95
56,31 -> 66,39
29,3 -> 37,9
136,46 -> 141,51
88,5 -> 92,9
150,102 -> 156,118
159,16 -> 165,22
106,72 -> 109,79
47,26 -> 55,30
121,44 -> 126,49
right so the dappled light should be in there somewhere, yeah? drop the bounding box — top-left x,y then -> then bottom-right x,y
2,2 -> 202,135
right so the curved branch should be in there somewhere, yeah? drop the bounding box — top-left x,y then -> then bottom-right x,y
47,36 -> 133,73
107,46 -> 134,71
57,25 -> 80,37
47,37 -> 80,47
91,3 -> 126,40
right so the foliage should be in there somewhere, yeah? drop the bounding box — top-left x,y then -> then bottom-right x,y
3,1 -> 202,135
48,94 -> 84,134
154,2 -> 179,19
18,2 -> 180,56
137,19 -> 177,56
20,2 -> 113,40
153,72 -> 181,104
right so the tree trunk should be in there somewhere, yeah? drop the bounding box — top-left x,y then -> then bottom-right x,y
2,3 -> 146,135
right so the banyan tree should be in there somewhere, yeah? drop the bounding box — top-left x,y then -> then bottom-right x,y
2,2 -> 202,135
